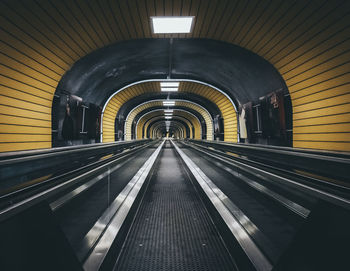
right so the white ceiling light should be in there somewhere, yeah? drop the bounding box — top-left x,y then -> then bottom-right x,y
164,113 -> 173,116
160,81 -> 179,92
164,109 -> 173,113
151,17 -> 194,34
161,87 -> 178,92
165,116 -> 172,119
160,82 -> 179,87
163,101 -> 175,106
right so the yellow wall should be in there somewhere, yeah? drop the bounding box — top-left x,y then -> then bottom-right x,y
179,82 -> 237,142
0,0 -> 349,152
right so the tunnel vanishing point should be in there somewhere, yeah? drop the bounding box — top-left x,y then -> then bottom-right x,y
0,1 -> 350,271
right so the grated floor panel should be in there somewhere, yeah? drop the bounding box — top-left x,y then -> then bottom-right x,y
114,141 -> 236,271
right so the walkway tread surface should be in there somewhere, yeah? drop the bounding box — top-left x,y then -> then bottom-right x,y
114,141 -> 236,271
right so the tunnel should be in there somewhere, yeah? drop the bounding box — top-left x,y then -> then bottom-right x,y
0,1 -> 349,271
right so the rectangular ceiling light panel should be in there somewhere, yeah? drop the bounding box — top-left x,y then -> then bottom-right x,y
163,101 -> 175,106
152,17 -> 194,34
165,116 -> 172,119
161,88 -> 178,92
164,109 -> 173,113
160,82 -> 180,87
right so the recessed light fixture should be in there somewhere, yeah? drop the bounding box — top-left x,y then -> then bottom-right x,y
165,116 -> 172,119
164,109 -> 173,113
164,113 -> 173,116
163,101 -> 175,106
160,82 -> 179,92
151,17 -> 194,34
161,87 -> 178,92
160,82 -> 179,87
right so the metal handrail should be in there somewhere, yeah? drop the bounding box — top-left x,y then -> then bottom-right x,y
187,139 -> 350,182
0,140 -> 158,222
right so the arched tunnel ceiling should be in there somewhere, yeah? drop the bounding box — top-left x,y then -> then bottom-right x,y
133,106 -> 204,140
136,109 -> 202,139
117,92 -> 221,119
134,107 -> 205,125
150,121 -> 186,138
146,117 -> 191,138
0,0 -> 349,152
58,39 -> 286,105
124,100 -> 211,140
102,81 -> 235,142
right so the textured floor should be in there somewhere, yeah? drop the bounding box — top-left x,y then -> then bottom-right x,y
114,141 -> 236,271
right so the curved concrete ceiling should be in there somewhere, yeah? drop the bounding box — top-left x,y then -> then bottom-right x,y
58,39 -> 286,106
117,92 -> 221,120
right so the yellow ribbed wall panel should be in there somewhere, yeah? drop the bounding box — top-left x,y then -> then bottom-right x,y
294,123 -> 350,134
0,134 -> 51,142
289,74 -> 350,95
280,39 -> 350,77
285,54 -> 350,87
288,65 -> 350,92
0,124 -> 50,134
291,83 -> 350,102
294,104 -> 350,120
0,105 -> 50,120
0,54 -> 59,85
294,113 -> 350,127
0,42 -> 63,80
0,76 -> 54,100
293,94 -> 350,114
0,89 -> 51,106
0,0 -> 348,152
293,133 -> 350,142
292,90 -> 350,107
0,115 -> 50,127
0,142 -> 51,153
0,95 -> 51,114
293,141 -> 350,152
179,82 -> 237,142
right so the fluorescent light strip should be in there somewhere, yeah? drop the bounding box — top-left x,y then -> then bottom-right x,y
163,101 -> 175,106
161,87 -> 178,92
164,109 -> 173,113
165,116 -> 172,119
151,17 -> 194,34
160,82 -> 179,87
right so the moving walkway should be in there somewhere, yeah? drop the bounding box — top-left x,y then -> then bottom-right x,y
0,139 -> 349,271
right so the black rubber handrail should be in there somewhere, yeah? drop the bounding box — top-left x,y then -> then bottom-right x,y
187,140 -> 350,182
0,140 -> 158,222
0,140 -> 153,197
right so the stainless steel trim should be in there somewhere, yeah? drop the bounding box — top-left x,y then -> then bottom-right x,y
184,141 -> 310,218
83,140 -> 165,271
49,156 -> 134,211
171,140 -> 272,271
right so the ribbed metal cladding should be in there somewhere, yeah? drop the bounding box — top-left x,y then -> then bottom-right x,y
114,141 -> 236,271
